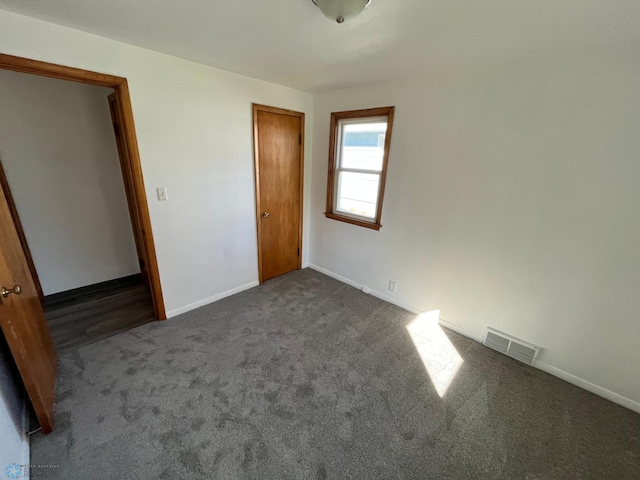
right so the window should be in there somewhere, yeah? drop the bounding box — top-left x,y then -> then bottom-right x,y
325,106 -> 395,230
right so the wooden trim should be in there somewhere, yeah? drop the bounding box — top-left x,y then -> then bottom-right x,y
0,53 -> 125,87
252,105 -> 264,283
298,114 -> 305,271
107,92 -> 150,288
252,103 -> 305,283
114,81 -> 166,320
0,53 -> 166,320
325,112 -> 339,216
375,107 -> 395,224
325,106 -> 395,231
329,106 -> 395,120
0,159 -> 45,302
324,212 -> 381,231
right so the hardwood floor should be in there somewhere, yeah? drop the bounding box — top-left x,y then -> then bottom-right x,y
44,275 -> 155,352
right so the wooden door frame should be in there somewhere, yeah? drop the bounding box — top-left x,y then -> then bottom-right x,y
107,92 -> 151,288
252,104 -> 305,284
0,53 -> 166,320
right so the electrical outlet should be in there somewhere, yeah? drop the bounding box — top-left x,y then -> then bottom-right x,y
389,281 -> 397,293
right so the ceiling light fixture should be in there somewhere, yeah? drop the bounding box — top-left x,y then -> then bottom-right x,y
312,0 -> 371,24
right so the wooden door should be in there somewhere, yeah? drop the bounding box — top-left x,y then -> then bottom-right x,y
108,92 -> 150,286
253,104 -> 304,282
0,181 -> 57,433
0,159 -> 45,303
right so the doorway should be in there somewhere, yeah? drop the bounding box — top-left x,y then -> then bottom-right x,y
0,53 -> 164,320
0,70 -> 160,351
0,53 -> 165,433
0,69 -> 157,351
252,104 -> 304,283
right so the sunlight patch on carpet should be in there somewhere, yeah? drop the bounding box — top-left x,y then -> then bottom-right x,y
407,310 -> 463,398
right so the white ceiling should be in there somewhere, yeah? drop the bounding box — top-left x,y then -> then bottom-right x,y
0,0 -> 637,93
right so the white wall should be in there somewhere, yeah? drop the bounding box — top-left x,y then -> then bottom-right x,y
2,3 -> 636,417
0,70 -> 140,295
0,342 -> 29,474
310,45 -> 640,409
0,9 -> 313,314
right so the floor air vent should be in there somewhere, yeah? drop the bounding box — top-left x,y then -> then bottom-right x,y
483,328 -> 540,365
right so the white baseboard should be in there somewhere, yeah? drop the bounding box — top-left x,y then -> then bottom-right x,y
368,290 -> 423,315
307,264 -> 423,314
437,318 -> 483,343
308,264 -> 362,290
307,263 -> 640,415
535,361 -> 640,414
438,318 -> 640,414
166,281 -> 259,318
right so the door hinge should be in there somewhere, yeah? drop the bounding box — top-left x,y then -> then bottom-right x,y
299,134 -> 302,145
297,248 -> 300,256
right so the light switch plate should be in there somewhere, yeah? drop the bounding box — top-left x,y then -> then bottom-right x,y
156,187 -> 168,201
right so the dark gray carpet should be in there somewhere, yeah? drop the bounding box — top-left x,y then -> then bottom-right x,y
31,269 -> 640,479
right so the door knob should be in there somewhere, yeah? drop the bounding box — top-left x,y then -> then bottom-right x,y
1,285 -> 22,298
263,212 -> 270,218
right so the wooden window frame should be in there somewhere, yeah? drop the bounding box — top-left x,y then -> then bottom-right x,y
324,106 -> 395,231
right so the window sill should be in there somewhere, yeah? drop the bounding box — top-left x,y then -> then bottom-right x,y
324,212 -> 381,231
